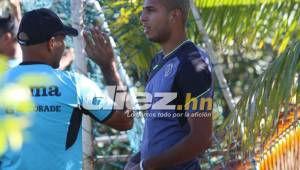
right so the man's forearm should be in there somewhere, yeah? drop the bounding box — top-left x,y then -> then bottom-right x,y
99,62 -> 123,86
99,62 -> 126,108
143,133 -> 210,170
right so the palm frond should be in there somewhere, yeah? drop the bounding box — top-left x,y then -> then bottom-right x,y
221,40 -> 300,161
194,0 -> 297,7
194,0 -> 300,54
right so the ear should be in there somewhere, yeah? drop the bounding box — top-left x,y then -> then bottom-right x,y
3,33 -> 12,41
47,37 -> 55,52
169,9 -> 181,23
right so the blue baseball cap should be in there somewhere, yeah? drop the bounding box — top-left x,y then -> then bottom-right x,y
17,8 -> 78,46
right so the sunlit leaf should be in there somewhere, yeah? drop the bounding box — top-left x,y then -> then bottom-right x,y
0,56 -> 8,75
0,84 -> 35,114
0,123 -> 7,155
4,117 -> 29,150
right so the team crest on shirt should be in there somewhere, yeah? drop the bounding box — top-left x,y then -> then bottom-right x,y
164,63 -> 173,77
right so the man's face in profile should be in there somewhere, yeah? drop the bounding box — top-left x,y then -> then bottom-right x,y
140,0 -> 173,43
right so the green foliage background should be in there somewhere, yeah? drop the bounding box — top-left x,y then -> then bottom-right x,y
0,0 -> 299,169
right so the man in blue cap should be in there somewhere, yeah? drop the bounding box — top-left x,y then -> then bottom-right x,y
0,8 -> 133,170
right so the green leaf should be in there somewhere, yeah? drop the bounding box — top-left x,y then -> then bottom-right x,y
0,84 -> 35,114
0,123 -> 7,155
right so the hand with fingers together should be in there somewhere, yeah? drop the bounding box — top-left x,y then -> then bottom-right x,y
83,27 -> 115,68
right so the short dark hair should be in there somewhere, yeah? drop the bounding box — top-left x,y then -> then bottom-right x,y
160,0 -> 190,24
0,15 -> 17,37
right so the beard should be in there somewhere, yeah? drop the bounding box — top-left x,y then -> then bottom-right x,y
147,25 -> 172,43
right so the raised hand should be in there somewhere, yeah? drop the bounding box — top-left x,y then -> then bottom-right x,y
83,27 -> 115,68
83,27 -> 122,86
9,0 -> 21,22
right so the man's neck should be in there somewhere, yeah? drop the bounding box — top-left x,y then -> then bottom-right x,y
160,33 -> 187,56
0,53 -> 8,58
22,55 -> 51,65
0,50 -> 11,59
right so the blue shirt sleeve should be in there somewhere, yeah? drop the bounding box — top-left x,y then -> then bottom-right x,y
173,54 -> 212,114
175,55 -> 212,96
74,73 -> 114,122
